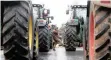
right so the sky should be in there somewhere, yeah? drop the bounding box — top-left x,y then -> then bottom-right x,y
32,0 -> 87,28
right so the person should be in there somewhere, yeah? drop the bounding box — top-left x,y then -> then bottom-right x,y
52,27 -> 64,51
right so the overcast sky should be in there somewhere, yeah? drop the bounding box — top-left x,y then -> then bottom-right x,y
32,0 -> 87,28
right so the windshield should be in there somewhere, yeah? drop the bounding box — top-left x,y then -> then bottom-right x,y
76,8 -> 87,21
33,6 -> 44,20
33,7 -> 39,22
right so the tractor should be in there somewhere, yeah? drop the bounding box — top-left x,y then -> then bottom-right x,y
64,5 -> 87,51
1,1 -> 38,60
33,4 -> 53,52
85,1 -> 111,60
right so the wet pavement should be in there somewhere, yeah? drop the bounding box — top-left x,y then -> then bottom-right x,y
0,47 -> 84,60
0,50 -> 5,60
37,47 -> 84,60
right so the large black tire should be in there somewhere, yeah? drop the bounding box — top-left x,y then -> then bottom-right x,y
64,25 -> 80,51
2,1 -> 34,60
94,6 -> 111,60
1,1 -> 3,50
39,26 -> 50,52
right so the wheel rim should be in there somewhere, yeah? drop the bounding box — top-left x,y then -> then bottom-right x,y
36,31 -> 39,55
29,16 -> 33,51
28,16 -> 33,59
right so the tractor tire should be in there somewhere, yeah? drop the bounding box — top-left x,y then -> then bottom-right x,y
1,1 -> 3,50
39,26 -> 50,52
2,1 -> 33,60
65,25 -> 80,51
94,6 -> 111,60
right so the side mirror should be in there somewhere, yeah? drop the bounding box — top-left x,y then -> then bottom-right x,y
71,5 -> 73,9
49,20 -> 52,23
42,4 -> 44,7
51,16 -> 54,20
47,9 -> 50,14
66,10 -> 69,14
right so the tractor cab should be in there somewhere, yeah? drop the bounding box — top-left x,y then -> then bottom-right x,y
66,5 -> 87,26
64,5 -> 87,51
33,4 -> 53,27
32,4 -> 54,52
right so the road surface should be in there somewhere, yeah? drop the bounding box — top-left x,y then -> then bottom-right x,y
0,47 -> 84,60
37,47 -> 84,60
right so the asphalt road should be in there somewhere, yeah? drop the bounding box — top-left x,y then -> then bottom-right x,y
0,47 -> 84,60
37,47 -> 84,60
0,50 -> 5,60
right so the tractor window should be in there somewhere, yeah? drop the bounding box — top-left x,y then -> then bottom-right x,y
33,7 -> 39,22
76,8 -> 87,21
